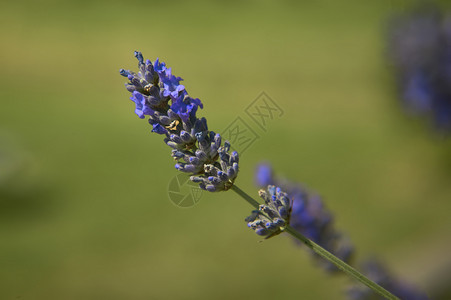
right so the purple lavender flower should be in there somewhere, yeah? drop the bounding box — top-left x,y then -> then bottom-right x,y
159,68 -> 185,99
130,91 -> 155,119
388,5 -> 451,132
120,51 -> 239,191
150,123 -> 168,135
154,58 -> 166,74
171,92 -> 203,123
254,163 -> 354,270
348,260 -> 429,300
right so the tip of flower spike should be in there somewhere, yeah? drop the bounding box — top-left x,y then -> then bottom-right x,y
134,51 -> 144,64
119,69 -> 130,77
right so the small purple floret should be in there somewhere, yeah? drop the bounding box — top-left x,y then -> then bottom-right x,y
130,91 -> 154,119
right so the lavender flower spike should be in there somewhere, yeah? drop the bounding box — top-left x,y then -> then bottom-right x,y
388,4 -> 451,132
119,51 -> 239,191
246,185 -> 292,238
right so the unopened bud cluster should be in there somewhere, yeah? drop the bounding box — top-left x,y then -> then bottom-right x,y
246,185 -> 292,238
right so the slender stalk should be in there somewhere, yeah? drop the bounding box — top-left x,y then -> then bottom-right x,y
231,184 -> 260,208
231,184 -> 399,300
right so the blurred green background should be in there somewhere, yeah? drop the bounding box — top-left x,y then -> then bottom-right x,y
1,0 -> 451,299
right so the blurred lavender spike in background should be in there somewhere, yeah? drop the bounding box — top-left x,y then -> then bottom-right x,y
254,163 -> 354,271
120,52 -> 239,191
388,3 -> 451,132
347,260 -> 429,300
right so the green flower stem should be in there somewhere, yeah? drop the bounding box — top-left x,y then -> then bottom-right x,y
230,184 -> 261,208
231,184 -> 399,300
